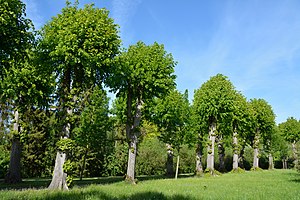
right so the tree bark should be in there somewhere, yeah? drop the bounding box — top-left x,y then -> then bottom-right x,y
282,159 -> 287,169
252,130 -> 260,169
268,153 -> 274,170
206,120 -> 216,174
196,140 -> 203,175
232,127 -> 239,171
48,107 -> 72,190
125,96 -> 143,183
48,151 -> 68,190
166,143 -> 174,177
175,155 -> 180,179
5,110 -> 22,184
292,141 -> 298,168
238,145 -> 245,169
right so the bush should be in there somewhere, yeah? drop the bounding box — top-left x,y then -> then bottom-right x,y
0,145 -> 10,178
102,142 -> 128,176
178,145 -> 195,174
136,138 -> 166,176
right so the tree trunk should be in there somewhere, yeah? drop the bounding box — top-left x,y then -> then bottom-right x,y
268,153 -> 274,170
125,97 -> 143,184
253,148 -> 259,169
175,155 -> 180,179
232,128 -> 239,171
238,145 -> 245,169
48,107 -> 72,190
196,140 -> 203,175
80,147 -> 88,181
217,136 -> 225,172
282,158 -> 287,169
48,151 -> 68,190
206,120 -> 216,174
292,141 -> 298,168
126,135 -> 137,182
252,130 -> 260,169
166,143 -> 174,177
5,110 -> 22,184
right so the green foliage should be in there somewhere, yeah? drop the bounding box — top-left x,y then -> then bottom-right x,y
21,108 -> 57,178
107,41 -> 176,101
0,0 -> 33,76
278,117 -> 300,143
153,89 -> 191,150
102,142 -> 128,176
74,86 -> 110,148
248,98 -> 276,145
56,138 -> 76,152
193,74 -> 238,133
136,137 -> 166,176
0,145 -> 10,178
38,2 -> 120,90
178,144 -> 196,174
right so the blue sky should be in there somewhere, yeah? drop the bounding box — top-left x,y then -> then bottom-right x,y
23,0 -> 300,124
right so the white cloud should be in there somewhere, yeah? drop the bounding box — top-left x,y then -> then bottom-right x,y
23,0 -> 44,30
112,0 -> 142,44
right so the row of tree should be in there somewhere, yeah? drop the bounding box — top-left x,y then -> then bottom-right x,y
1,0 -> 299,190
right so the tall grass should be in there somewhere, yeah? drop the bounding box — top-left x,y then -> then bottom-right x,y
0,169 -> 299,200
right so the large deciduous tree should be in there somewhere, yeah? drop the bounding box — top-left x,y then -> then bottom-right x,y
0,0 -> 33,78
107,41 -> 176,183
38,1 -> 120,190
231,92 -> 250,171
0,0 -> 44,184
193,74 -> 237,174
248,98 -> 275,170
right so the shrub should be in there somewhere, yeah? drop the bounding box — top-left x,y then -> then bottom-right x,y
136,138 -> 166,176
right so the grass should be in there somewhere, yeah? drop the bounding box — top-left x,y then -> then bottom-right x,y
0,169 -> 299,200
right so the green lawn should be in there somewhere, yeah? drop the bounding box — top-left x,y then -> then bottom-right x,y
0,170 -> 299,200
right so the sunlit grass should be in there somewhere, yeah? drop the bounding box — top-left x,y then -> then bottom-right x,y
0,169 -> 299,200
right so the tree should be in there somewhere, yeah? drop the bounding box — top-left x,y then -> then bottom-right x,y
0,0 -> 33,183
0,0 -> 53,184
38,1 -> 120,189
279,117 -> 300,168
231,92 -> 250,171
0,0 -> 33,79
152,89 -> 190,178
73,86 -> 110,180
3,52 -> 54,183
107,41 -> 176,183
248,98 -> 276,170
193,74 -> 237,174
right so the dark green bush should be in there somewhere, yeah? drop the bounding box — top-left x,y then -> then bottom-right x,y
178,145 -> 195,174
0,145 -> 9,178
136,138 -> 166,176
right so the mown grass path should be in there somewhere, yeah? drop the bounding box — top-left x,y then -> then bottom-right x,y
0,169 -> 299,200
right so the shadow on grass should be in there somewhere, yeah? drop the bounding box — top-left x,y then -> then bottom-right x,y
42,191 -> 194,200
137,173 -> 195,182
0,173 -> 195,191
0,178 -> 50,190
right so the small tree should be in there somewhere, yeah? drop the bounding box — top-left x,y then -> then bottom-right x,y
152,89 -> 190,178
279,117 -> 300,168
248,98 -> 275,170
73,86 -> 110,180
107,41 -> 176,183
